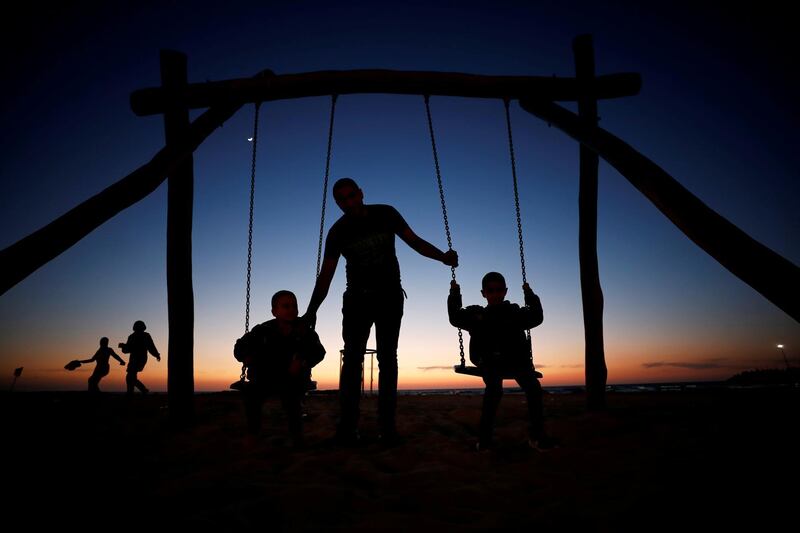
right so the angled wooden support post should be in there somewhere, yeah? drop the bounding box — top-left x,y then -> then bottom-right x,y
1,72 -> 259,296
519,96 -> 800,324
574,35 -> 607,410
161,50 -> 195,425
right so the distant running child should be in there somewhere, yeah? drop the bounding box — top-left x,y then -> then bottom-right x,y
118,320 -> 161,395
65,337 -> 126,392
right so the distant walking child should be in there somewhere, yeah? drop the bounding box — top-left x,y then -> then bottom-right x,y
118,320 -> 161,395
448,272 -> 557,451
234,290 -> 326,447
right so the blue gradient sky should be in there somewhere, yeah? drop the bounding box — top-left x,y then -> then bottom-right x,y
1,1 -> 798,391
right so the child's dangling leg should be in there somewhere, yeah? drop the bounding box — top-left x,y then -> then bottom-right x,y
244,386 -> 265,437
282,381 -> 305,448
478,374 -> 503,450
517,370 -> 558,451
516,370 -> 544,439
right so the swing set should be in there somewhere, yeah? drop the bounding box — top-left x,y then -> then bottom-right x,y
2,36 -> 797,424
237,92 -> 543,386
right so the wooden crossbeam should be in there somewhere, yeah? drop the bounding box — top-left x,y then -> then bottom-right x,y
131,69 -> 641,116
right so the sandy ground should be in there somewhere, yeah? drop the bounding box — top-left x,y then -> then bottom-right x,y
3,387 -> 798,531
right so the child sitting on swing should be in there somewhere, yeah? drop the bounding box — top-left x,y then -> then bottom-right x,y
234,290 -> 326,447
448,272 -> 557,452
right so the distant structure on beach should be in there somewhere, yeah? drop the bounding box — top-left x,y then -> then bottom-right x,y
726,368 -> 800,386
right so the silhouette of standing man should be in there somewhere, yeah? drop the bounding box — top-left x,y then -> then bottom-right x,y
303,178 -> 458,444
119,320 -> 161,395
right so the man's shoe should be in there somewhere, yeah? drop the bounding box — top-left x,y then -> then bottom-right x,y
475,440 -> 493,453
377,430 -> 404,448
334,429 -> 362,447
290,434 -> 306,450
528,434 -> 560,452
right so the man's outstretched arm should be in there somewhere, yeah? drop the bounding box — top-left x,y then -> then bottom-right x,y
399,227 -> 458,267
303,255 -> 339,326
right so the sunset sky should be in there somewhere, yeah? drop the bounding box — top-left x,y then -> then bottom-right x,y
1,1 -> 798,392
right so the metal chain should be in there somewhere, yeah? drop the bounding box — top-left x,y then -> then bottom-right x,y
504,98 -> 534,363
241,102 -> 262,381
245,103 -> 261,332
504,98 -> 527,285
316,94 -> 338,278
424,95 -> 465,365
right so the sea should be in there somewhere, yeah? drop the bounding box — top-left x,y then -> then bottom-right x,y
391,381 -> 731,396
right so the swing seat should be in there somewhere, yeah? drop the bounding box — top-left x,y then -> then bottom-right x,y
453,364 -> 543,380
230,375 -> 318,392
230,379 -> 248,391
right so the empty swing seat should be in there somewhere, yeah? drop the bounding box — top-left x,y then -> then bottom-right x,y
453,364 -> 543,379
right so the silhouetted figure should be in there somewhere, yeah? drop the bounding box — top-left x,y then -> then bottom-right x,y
76,337 -> 125,393
448,272 -> 557,451
303,178 -> 458,445
118,320 -> 160,395
235,290 -> 325,447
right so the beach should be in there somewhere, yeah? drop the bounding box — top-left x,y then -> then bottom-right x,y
4,387 -> 797,530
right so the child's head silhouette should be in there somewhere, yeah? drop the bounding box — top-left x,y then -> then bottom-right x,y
99,337 -> 109,346
481,272 -> 508,306
271,290 -> 298,322
133,320 -> 146,332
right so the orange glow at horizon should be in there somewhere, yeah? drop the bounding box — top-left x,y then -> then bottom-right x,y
4,340 -> 765,393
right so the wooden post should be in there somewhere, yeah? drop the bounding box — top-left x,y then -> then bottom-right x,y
161,50 -> 195,425
574,35 -> 607,410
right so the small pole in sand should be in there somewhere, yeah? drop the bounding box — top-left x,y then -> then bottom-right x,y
10,367 -> 23,392
777,344 -> 790,370
370,352 -> 374,395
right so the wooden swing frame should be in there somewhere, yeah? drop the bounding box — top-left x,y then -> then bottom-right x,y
2,35 -> 797,423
